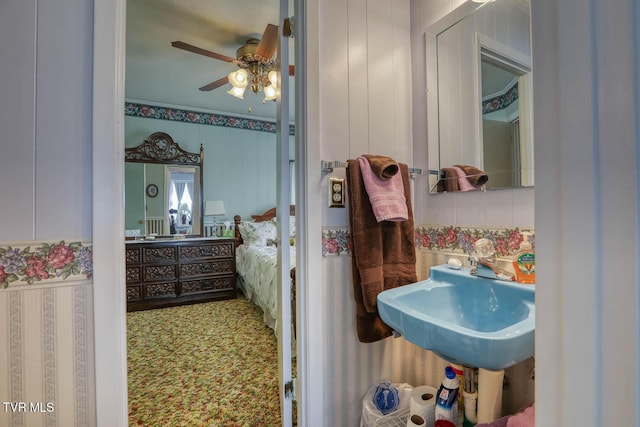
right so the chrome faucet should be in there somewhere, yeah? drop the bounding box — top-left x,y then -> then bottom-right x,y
469,238 -> 515,282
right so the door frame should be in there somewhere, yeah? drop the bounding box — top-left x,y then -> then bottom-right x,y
91,0 -> 316,424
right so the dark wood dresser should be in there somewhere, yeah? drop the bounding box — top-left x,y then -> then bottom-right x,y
125,238 -> 236,311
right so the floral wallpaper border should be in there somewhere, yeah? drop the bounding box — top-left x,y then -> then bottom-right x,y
0,241 -> 93,289
482,82 -> 518,115
125,102 -> 296,135
322,225 -> 534,258
415,225 -> 534,257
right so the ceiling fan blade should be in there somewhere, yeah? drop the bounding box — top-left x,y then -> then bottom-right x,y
171,41 -> 235,63
199,76 -> 229,92
255,24 -> 279,63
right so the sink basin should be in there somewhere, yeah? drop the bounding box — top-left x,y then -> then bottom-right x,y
377,265 -> 535,369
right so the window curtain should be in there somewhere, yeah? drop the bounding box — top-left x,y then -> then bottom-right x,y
174,181 -> 187,206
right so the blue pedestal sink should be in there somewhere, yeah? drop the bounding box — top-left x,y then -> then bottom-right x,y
377,265 -> 535,370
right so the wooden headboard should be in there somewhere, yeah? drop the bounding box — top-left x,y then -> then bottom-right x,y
234,205 -> 296,247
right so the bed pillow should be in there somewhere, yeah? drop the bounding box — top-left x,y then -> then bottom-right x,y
270,216 -> 296,238
238,221 -> 277,246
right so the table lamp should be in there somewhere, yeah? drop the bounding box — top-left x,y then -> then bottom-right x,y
205,200 -> 226,236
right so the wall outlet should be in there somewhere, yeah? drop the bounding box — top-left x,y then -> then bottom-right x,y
328,177 -> 345,208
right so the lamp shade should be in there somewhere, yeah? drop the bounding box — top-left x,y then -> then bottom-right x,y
205,200 -> 226,216
228,69 -> 249,88
227,86 -> 246,99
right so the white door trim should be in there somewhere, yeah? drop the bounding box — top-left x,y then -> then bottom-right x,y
92,0 -> 128,425
91,0 -> 318,425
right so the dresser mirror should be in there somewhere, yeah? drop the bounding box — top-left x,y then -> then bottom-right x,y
426,0 -> 533,193
125,132 -> 203,237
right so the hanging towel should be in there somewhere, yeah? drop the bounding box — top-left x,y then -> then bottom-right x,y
453,164 -> 489,187
362,154 -> 399,178
475,403 -> 534,427
436,168 -> 460,192
358,155 -> 408,222
506,404 -> 535,427
347,159 -> 417,343
453,166 -> 478,191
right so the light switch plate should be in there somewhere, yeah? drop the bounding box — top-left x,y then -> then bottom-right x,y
328,177 -> 345,208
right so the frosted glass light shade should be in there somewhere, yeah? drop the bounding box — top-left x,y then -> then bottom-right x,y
227,86 -> 246,99
263,84 -> 278,102
228,69 -> 249,88
268,70 -> 279,86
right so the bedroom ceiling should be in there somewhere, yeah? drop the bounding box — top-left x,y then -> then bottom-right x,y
125,0 -> 292,120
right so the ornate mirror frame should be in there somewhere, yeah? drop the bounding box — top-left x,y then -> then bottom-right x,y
125,132 -> 204,236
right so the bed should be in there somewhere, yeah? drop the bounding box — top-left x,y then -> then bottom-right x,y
234,206 -> 296,335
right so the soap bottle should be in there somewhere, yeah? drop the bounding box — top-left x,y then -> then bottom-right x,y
435,366 -> 460,425
513,236 -> 535,284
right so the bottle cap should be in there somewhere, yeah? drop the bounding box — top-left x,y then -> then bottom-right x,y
520,241 -> 532,251
445,366 -> 456,379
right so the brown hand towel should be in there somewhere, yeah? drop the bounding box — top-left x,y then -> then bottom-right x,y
453,164 -> 489,187
436,168 -> 461,192
362,154 -> 399,179
347,159 -> 417,343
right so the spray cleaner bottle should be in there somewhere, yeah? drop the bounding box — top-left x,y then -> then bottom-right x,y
435,366 -> 460,425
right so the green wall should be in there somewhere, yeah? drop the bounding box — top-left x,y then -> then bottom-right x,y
125,115 -> 294,223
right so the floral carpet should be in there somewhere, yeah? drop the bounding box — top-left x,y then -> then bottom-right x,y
127,295 -> 281,426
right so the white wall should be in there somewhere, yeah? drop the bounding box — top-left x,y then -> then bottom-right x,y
0,0 -> 96,425
533,1 -> 640,425
1,0 -> 93,241
313,0 -> 419,424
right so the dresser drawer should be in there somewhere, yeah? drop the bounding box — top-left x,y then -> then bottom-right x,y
143,282 -> 177,299
126,247 -> 141,264
179,259 -> 234,278
142,245 -> 177,263
180,275 -> 235,295
127,285 -> 142,301
178,241 -> 234,260
126,266 -> 141,283
143,264 -> 177,282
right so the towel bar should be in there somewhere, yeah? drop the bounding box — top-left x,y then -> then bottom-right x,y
320,160 -> 423,176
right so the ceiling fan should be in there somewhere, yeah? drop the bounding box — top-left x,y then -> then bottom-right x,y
171,24 -> 294,101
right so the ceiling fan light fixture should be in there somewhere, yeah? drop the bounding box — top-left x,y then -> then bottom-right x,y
262,84 -> 278,103
268,70 -> 279,86
228,69 -> 249,88
227,85 -> 246,100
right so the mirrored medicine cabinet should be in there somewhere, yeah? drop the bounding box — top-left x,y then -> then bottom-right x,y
426,0 -> 534,193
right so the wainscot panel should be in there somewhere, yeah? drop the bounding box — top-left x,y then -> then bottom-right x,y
0,241 -> 95,426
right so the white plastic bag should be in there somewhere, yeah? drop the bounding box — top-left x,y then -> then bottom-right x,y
360,381 -> 414,427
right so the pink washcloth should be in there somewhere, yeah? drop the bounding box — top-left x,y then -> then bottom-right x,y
452,166 -> 478,192
357,156 -> 408,222
506,404 -> 535,427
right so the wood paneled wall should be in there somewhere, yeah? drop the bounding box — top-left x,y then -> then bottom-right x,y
1,0 -> 95,425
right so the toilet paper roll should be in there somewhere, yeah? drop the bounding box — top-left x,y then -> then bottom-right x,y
406,413 -> 428,427
407,385 -> 437,427
476,368 -> 505,423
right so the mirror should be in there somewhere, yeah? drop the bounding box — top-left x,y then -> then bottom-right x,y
125,132 -> 203,237
426,0 -> 533,193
